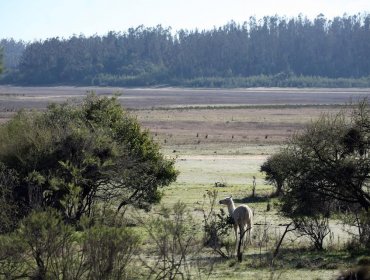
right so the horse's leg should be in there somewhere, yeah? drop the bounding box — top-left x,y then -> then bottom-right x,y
234,224 -> 238,254
239,225 -> 245,248
240,223 -> 252,248
247,224 -> 252,245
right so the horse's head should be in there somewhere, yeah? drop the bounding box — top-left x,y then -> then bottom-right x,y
219,196 -> 233,206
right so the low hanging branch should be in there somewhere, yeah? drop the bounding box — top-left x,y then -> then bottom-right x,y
272,222 -> 296,260
237,227 -> 252,262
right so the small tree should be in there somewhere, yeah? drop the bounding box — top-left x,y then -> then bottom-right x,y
282,101 -> 370,212
293,215 -> 331,251
260,150 -> 295,196
0,94 -> 178,224
262,100 -> 370,247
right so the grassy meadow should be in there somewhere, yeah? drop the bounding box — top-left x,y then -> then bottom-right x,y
133,104 -> 362,279
0,87 -> 369,279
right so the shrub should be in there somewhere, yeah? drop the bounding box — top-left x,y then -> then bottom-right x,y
18,209 -> 77,279
0,208 -> 141,280
202,190 -> 233,259
0,234 -> 28,279
140,202 -> 203,279
293,215 -> 331,251
0,94 -> 177,224
83,225 -> 140,280
0,163 -> 19,233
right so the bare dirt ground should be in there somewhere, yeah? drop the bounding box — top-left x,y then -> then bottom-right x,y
1,86 -> 368,149
0,86 -> 369,110
137,106 -> 345,153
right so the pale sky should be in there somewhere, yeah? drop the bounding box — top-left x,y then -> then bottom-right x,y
1,0 -> 370,41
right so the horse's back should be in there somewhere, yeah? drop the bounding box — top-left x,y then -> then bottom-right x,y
233,205 -> 253,226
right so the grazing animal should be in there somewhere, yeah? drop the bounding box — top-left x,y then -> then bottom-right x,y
219,196 -> 253,251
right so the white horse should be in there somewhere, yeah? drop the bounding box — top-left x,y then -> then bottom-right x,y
219,196 -> 253,252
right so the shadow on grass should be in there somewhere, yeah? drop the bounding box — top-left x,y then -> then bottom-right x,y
239,247 -> 370,270
233,195 -> 270,204
192,247 -> 370,279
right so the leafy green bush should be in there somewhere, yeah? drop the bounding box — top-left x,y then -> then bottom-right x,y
261,100 -> 370,248
0,94 -> 177,224
0,208 -> 141,279
83,225 -> 140,280
0,233 -> 28,279
0,163 -> 19,233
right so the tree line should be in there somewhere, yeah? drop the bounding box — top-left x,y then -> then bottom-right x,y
0,39 -> 26,70
1,13 -> 370,87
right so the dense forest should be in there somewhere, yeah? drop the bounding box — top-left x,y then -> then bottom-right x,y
1,14 -> 370,87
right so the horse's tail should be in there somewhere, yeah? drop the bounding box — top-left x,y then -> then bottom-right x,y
247,205 -> 253,230
247,206 -> 253,244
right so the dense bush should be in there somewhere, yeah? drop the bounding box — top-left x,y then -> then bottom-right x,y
0,209 -> 141,279
0,94 -> 177,225
0,163 -> 18,233
261,100 -> 370,248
